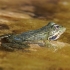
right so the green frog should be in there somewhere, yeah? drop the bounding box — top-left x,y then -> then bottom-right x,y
0,22 -> 66,50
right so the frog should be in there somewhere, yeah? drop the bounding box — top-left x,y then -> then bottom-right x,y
0,22 -> 66,51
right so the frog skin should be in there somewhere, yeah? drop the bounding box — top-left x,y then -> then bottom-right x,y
0,22 -> 66,50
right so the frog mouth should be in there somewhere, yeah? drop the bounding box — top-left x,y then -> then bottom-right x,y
49,31 -> 64,40
49,34 -> 59,40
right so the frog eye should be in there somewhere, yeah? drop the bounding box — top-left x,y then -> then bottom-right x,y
54,25 -> 59,29
56,25 -> 59,28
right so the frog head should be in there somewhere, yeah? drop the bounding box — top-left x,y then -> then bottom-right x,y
47,22 -> 66,40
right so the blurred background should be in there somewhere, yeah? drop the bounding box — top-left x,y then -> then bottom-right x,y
0,0 -> 70,19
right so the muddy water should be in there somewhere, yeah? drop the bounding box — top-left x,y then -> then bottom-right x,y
0,20 -> 69,70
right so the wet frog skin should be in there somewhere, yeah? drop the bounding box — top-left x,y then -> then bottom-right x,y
0,22 -> 66,50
